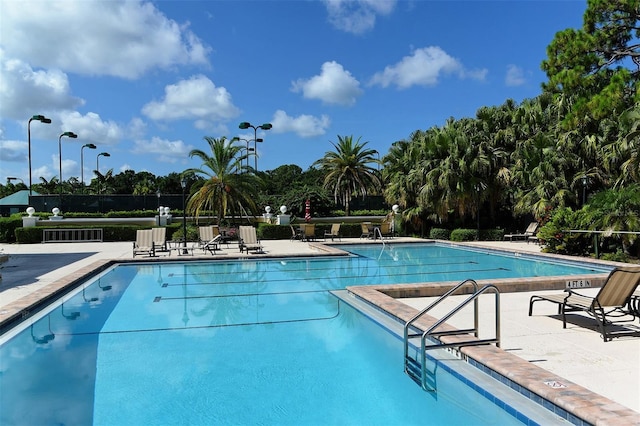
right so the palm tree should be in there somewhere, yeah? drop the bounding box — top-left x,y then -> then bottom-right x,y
184,136 -> 260,224
313,135 -> 381,216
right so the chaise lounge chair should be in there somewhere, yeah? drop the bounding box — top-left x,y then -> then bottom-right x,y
133,229 -> 155,257
198,225 -> 221,254
238,226 -> 264,254
324,223 -> 341,241
152,227 -> 167,253
528,266 -> 640,341
504,221 -> 539,242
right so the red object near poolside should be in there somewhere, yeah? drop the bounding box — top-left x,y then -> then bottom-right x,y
305,199 -> 311,222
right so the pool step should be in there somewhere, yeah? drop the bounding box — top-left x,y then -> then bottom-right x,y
405,354 -> 437,391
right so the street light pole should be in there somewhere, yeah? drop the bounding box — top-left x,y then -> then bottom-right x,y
233,137 -> 262,171
58,131 -> 77,199
180,177 -> 188,254
96,152 -> 110,194
81,143 -> 96,192
28,114 -> 52,195
582,175 -> 588,206
238,122 -> 272,172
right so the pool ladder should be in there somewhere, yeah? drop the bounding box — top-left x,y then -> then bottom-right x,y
403,279 -> 501,392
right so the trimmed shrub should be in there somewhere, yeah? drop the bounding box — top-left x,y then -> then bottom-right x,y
450,228 -> 478,242
0,216 -> 22,243
429,228 -> 451,240
480,228 -> 505,241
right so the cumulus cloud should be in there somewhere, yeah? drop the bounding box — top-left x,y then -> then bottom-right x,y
369,46 -> 487,89
291,61 -> 363,106
271,110 -> 330,138
1,0 -> 210,79
323,0 -> 396,34
0,50 -> 83,120
0,139 -> 27,163
505,64 -> 526,87
58,111 -> 123,146
131,136 -> 194,163
142,75 -> 240,127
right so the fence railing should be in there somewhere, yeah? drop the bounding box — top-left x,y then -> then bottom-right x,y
42,228 -> 103,243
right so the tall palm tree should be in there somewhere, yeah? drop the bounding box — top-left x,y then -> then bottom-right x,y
313,135 -> 381,216
184,136 -> 260,224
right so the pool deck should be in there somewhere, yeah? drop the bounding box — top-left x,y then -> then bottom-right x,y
0,238 -> 638,425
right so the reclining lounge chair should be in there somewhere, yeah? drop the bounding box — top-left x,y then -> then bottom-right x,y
528,266 -> 640,341
133,229 -> 155,257
504,222 -> 539,242
239,226 -> 264,254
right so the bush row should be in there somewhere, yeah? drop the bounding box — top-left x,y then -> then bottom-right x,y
429,228 -> 504,241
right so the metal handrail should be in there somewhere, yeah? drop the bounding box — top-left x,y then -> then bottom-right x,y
403,280 -> 500,391
403,279 -> 478,359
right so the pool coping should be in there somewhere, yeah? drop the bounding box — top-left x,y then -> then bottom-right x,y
346,281 -> 639,426
1,241 -> 638,425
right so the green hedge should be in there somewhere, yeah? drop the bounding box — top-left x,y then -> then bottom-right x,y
429,228 -> 451,240
450,229 -> 478,241
14,223 -> 184,244
0,216 -> 23,243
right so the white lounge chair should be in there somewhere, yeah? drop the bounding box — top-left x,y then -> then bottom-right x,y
152,227 -> 167,252
198,226 -> 221,254
133,229 -> 155,257
239,226 -> 263,254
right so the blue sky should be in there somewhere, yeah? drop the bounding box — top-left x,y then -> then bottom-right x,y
0,0 -> 587,186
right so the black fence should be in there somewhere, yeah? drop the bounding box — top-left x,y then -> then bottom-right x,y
27,194 -> 185,214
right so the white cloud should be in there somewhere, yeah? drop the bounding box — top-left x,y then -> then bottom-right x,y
142,75 -> 240,127
0,50 -> 83,120
0,140 -> 27,163
58,111 -> 123,146
271,110 -> 331,138
505,64 -> 526,87
131,137 -> 194,164
291,61 -> 363,106
0,0 -> 210,79
369,46 -> 487,89
323,0 -> 396,34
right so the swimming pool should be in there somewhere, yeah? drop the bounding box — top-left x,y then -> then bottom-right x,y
0,244 -> 607,425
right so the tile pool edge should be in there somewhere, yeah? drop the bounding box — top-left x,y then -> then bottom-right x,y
346,285 -> 639,426
0,259 -> 115,334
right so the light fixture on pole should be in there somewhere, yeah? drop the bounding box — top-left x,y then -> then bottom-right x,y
28,114 -> 52,195
238,122 -> 272,171
7,177 -> 24,185
58,131 -> 77,198
233,137 -> 262,171
80,143 -> 96,191
582,175 -> 588,206
180,177 -> 188,254
96,152 -> 110,194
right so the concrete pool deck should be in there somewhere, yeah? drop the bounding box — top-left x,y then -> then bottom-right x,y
0,238 -> 638,424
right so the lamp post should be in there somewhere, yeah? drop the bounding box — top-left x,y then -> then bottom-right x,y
58,131 -> 77,199
233,137 -> 261,171
582,175 -> 588,206
475,185 -> 481,241
238,122 -> 272,172
96,152 -> 110,194
80,143 -> 96,192
28,114 -> 52,195
180,177 -> 188,254
7,177 -> 24,185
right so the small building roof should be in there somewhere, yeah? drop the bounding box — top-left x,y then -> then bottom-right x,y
0,190 -> 39,206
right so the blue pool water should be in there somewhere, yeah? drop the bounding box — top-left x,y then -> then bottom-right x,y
0,244 -> 604,425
